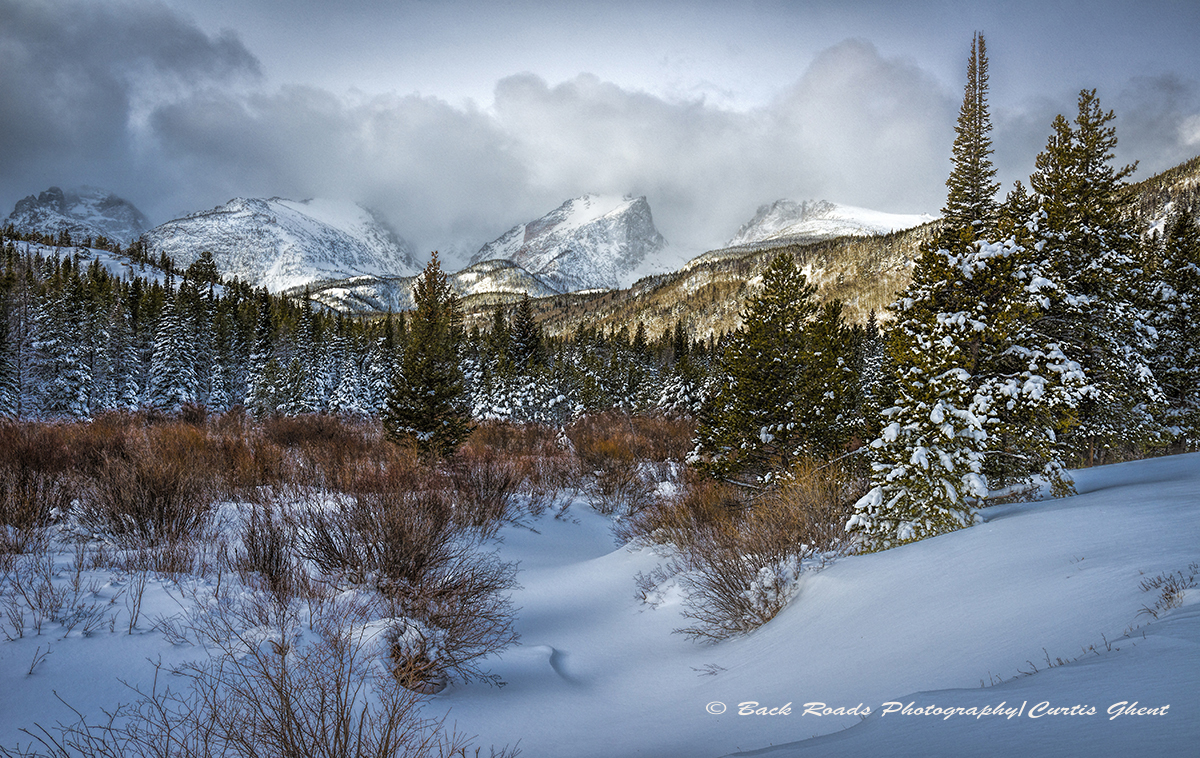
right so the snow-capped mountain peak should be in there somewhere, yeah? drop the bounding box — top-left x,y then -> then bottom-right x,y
142,197 -> 420,292
4,186 -> 150,244
469,194 -> 667,293
728,199 -> 935,247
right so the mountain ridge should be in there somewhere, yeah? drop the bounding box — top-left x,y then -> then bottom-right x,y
4,186 -> 150,244
141,196 -> 420,293
470,194 -> 668,293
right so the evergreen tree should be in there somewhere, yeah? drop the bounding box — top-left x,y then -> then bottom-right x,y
32,285 -> 92,420
146,284 -> 198,412
1027,89 -> 1162,463
847,34 -> 1078,548
694,252 -> 833,480
383,253 -> 471,457
1153,208 -> 1200,446
508,294 -> 543,369
943,33 -> 1000,238
245,292 -> 278,415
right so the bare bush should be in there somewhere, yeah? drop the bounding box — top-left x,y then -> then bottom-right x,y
0,425 -> 76,555
1138,562 -> 1199,619
236,505 -> 303,605
77,427 -> 215,548
1,611 -> 472,758
448,446 -> 525,536
639,458 -> 861,641
296,485 -> 518,689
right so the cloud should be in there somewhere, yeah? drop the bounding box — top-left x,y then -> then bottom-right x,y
0,0 -> 260,210
6,4 -> 1195,265
1112,75 -> 1200,177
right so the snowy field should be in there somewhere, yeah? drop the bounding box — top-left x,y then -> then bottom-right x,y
2,453 -> 1198,757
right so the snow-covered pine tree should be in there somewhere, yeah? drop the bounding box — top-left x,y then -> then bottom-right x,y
0,268 -> 17,418
1027,89 -> 1163,464
1153,207 -> 1200,447
244,292 -> 278,416
658,320 -> 707,416
383,253 -> 471,457
32,282 -> 92,420
508,294 -> 544,370
848,34 -> 1000,548
850,37 -> 1097,549
146,284 -> 198,413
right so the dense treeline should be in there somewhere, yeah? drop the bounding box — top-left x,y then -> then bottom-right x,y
0,230 -> 743,425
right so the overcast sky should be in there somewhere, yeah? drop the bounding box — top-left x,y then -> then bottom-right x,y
3,0 -> 1199,263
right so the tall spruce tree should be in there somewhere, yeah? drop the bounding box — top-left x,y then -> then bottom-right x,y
943,33 -> 1000,239
383,252 -> 471,457
694,252 -> 854,481
1027,89 -> 1162,463
849,34 -> 1011,548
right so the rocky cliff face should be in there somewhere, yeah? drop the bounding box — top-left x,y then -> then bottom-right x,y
4,186 -> 149,244
142,197 -> 419,292
470,195 -> 668,292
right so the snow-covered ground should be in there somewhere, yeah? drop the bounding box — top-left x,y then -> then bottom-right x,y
3,453 -> 1198,756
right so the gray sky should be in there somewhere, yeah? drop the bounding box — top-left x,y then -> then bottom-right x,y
3,0 -> 1198,263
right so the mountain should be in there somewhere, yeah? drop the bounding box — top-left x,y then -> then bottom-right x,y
4,186 -> 149,244
469,195 -> 667,293
142,197 -> 419,292
296,259 -> 560,313
727,199 -> 935,248
1128,154 -> 1200,234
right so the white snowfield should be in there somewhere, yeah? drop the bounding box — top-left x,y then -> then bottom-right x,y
727,199 -> 935,248
2,454 -> 1198,757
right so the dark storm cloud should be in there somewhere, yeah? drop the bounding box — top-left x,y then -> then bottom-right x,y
0,0 -> 259,210
148,85 -> 530,254
142,39 -> 954,256
1113,75 -> 1200,178
4,0 -> 1199,260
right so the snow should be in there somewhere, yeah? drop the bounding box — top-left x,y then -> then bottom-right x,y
142,197 -> 419,293
469,194 -> 668,292
727,199 -> 935,248
4,453 -> 1199,756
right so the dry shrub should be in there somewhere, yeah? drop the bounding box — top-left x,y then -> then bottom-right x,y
640,458 -> 861,641
616,468 -> 742,546
566,411 -> 696,465
295,485 -> 518,689
60,413 -> 139,476
236,505 -> 303,604
0,424 -> 79,554
77,425 -> 216,548
463,422 -> 576,513
4,610 -> 472,758
448,446 -> 525,535
752,457 -> 861,556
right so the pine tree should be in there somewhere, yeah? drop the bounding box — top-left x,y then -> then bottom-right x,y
1153,207 -> 1200,446
943,32 -> 1000,238
508,294 -> 543,370
146,284 -> 198,413
245,292 -> 277,416
694,252 -> 826,481
845,240 -> 992,548
383,253 -> 471,457
1027,89 -> 1162,463
849,34 -> 1027,548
